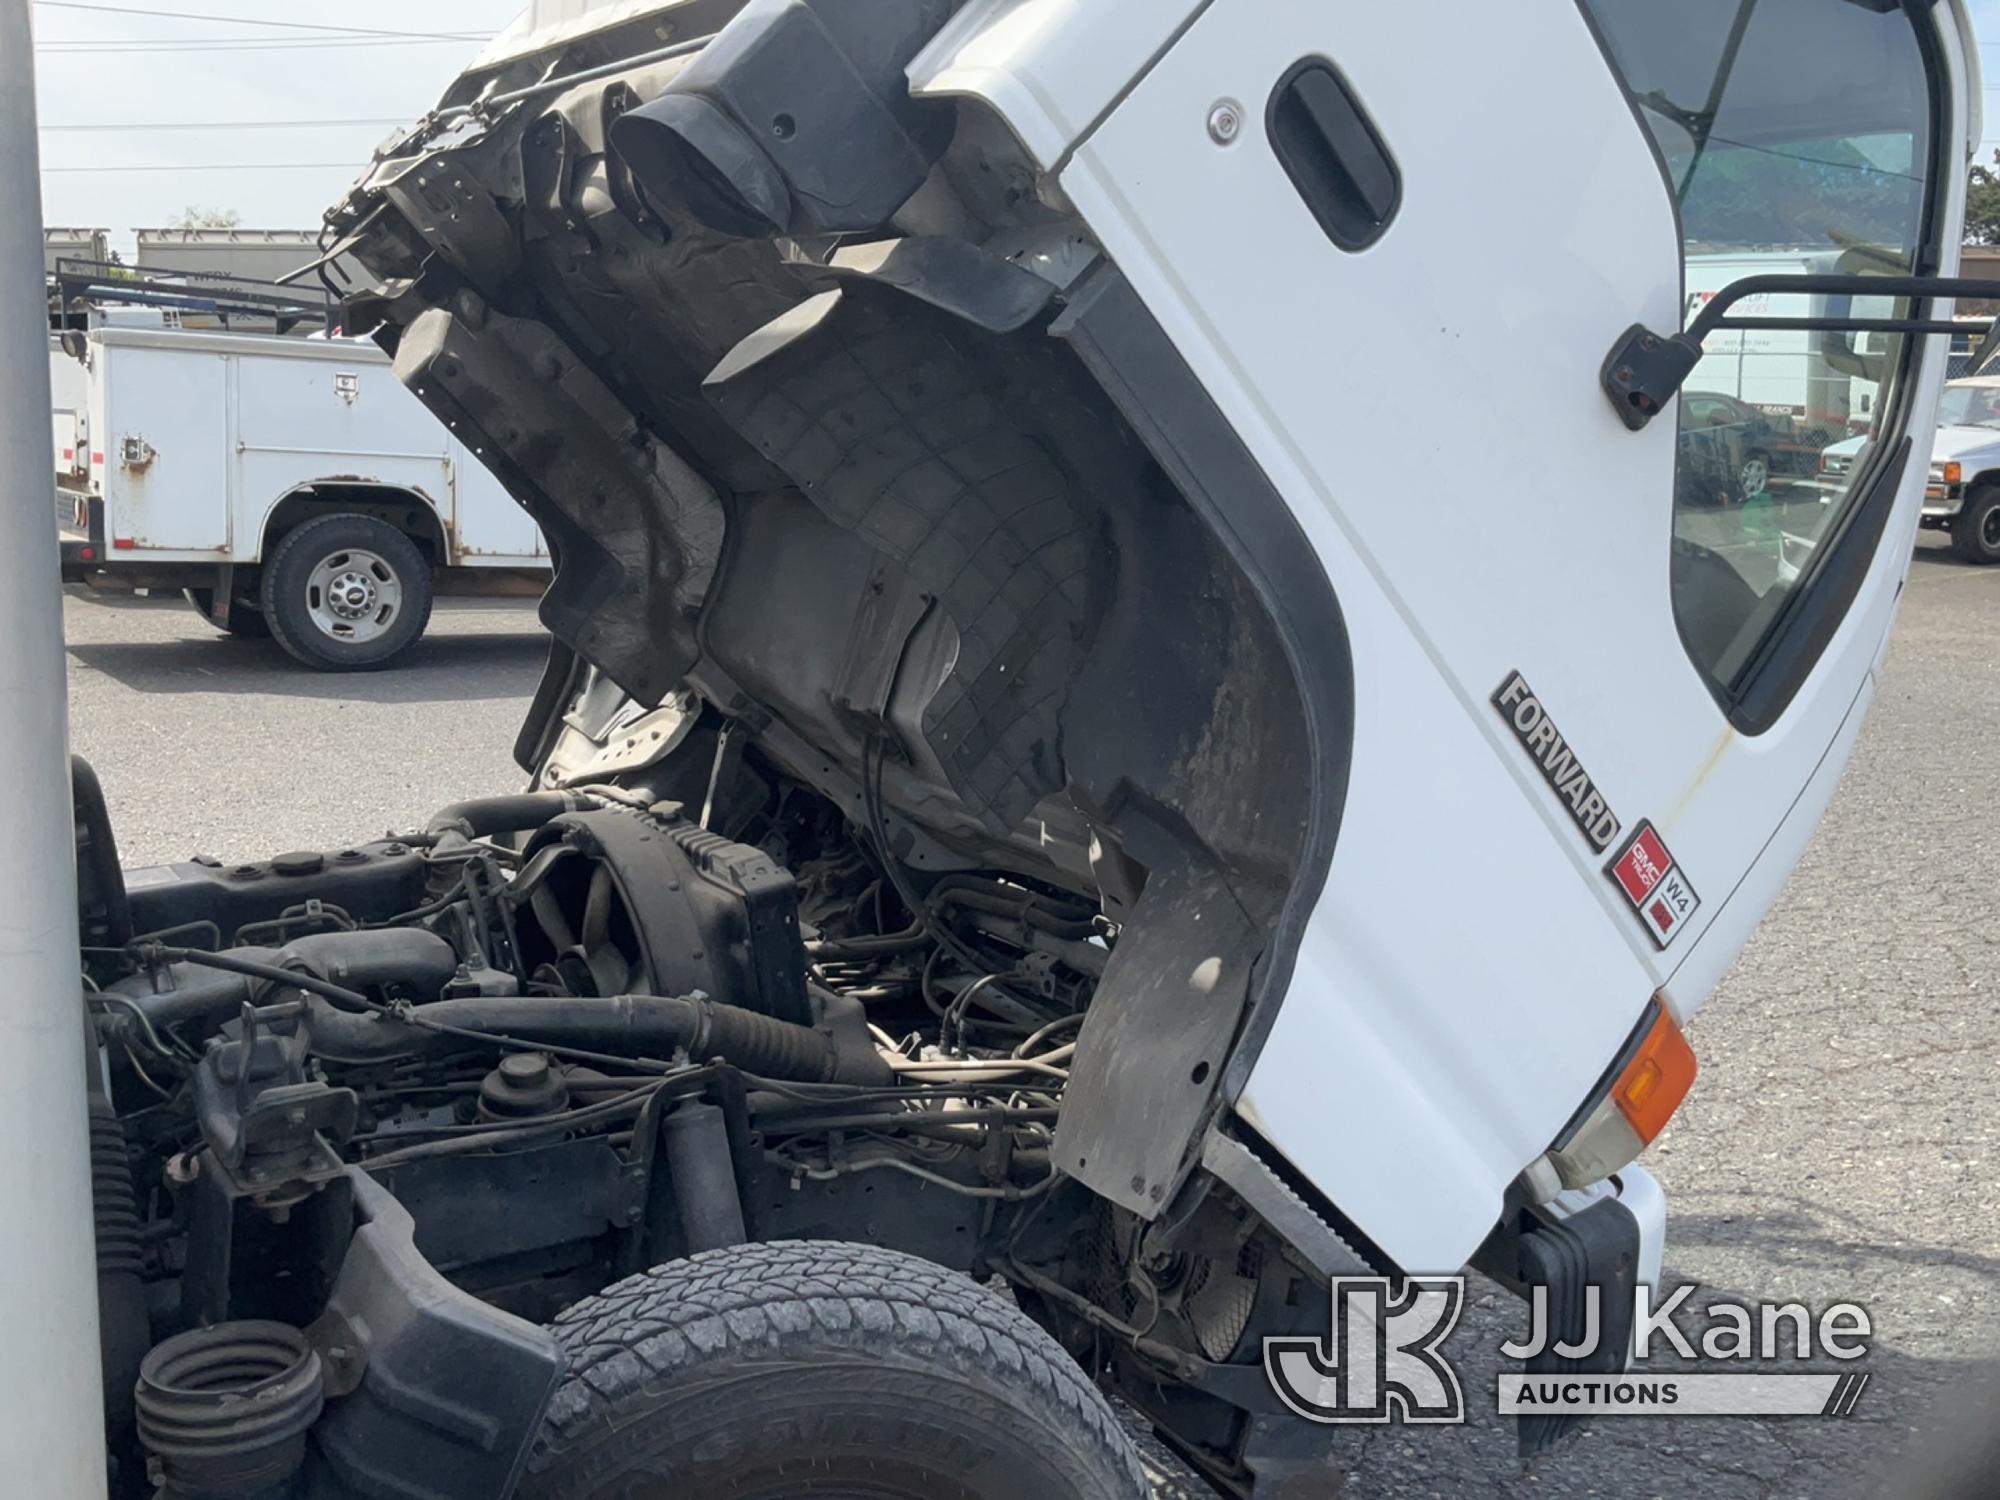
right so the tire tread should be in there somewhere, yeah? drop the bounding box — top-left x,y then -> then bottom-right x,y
526,1240 -> 1144,1498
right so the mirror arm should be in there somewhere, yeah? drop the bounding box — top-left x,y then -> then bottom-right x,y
1602,273 -> 2000,432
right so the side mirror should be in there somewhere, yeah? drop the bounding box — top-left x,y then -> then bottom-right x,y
1603,273 -> 2000,431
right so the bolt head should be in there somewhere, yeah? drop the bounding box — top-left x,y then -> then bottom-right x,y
1207,101 -> 1243,145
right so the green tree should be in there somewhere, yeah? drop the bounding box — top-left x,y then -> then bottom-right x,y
1965,151 -> 2000,246
166,206 -> 241,230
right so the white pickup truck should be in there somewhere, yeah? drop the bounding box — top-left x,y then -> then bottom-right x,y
1905,375 -> 2000,562
55,325 -> 547,668
1815,375 -> 2000,564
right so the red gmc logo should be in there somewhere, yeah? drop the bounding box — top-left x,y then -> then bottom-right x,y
1613,826 -> 1672,905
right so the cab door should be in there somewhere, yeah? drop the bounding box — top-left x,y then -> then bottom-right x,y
1050,0 -> 1956,1268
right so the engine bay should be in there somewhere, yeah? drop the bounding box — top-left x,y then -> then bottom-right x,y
76,689 -> 1406,1497
87,755 -> 1111,1301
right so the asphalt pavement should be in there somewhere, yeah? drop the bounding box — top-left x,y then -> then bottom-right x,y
66,592 -> 545,866
62,541 -> 2000,1498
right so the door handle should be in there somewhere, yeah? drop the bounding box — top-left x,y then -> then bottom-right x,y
1268,60 -> 1400,251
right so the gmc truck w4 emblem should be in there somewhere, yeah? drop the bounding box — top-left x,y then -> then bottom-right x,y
1607,820 -> 1701,948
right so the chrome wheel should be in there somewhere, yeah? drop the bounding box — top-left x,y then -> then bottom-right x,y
1984,505 -> 2000,553
304,548 -> 403,645
1739,454 -> 1770,495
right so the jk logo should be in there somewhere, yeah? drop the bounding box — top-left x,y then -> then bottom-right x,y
1264,1276 -> 1467,1424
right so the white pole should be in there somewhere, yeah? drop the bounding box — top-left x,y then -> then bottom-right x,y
0,1 -> 112,1493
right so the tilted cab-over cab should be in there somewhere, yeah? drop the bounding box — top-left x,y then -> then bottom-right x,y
1,1 -> 1993,1496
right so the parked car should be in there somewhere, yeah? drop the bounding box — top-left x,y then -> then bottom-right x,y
1679,390 -> 1817,498
1819,376 -> 2000,563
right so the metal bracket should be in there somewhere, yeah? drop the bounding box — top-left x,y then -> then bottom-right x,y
1600,324 -> 1701,432
1602,272 -> 2000,431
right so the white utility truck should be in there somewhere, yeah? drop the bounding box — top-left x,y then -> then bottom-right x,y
0,1 -> 1991,1498
1683,250 -> 1902,448
54,326 -> 547,669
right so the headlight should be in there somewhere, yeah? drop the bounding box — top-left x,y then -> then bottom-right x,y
1546,998 -> 1697,1190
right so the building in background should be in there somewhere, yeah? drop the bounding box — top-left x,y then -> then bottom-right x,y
133,227 -> 325,288
47,226 -> 348,337
42,227 -> 107,278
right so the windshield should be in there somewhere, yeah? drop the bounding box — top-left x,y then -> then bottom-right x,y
1937,385 -> 2000,431
1582,0 -> 1937,711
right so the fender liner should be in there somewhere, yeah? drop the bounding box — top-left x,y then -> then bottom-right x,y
1048,266 -> 1354,1199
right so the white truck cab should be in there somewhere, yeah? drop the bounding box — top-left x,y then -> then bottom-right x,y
0,1 -> 1992,1497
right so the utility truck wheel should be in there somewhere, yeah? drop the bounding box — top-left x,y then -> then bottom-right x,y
522,1241 -> 1148,1500
260,513 -> 432,670
1951,487 -> 2000,565
181,587 -> 269,638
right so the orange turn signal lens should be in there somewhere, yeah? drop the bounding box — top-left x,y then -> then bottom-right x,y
1612,1006 -> 1697,1145
1942,462 -> 1963,485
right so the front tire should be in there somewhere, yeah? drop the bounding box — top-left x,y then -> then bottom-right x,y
260,513 -> 432,670
1739,450 -> 1771,497
522,1241 -> 1147,1500
1951,486 -> 2000,565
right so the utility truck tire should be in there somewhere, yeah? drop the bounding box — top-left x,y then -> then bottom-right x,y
260,513 -> 432,670
1951,487 -> 2000,565
521,1241 -> 1148,1500
182,587 -> 269,638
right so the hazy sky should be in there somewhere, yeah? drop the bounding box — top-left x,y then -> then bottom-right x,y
32,1 -> 523,251
28,2 -> 2000,252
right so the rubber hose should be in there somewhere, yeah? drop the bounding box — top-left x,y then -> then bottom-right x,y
308,993 -> 893,1085
136,1322 -> 322,1500
90,1092 -> 150,1480
926,876 -> 1098,939
701,1002 -> 860,1082
425,791 -> 583,840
